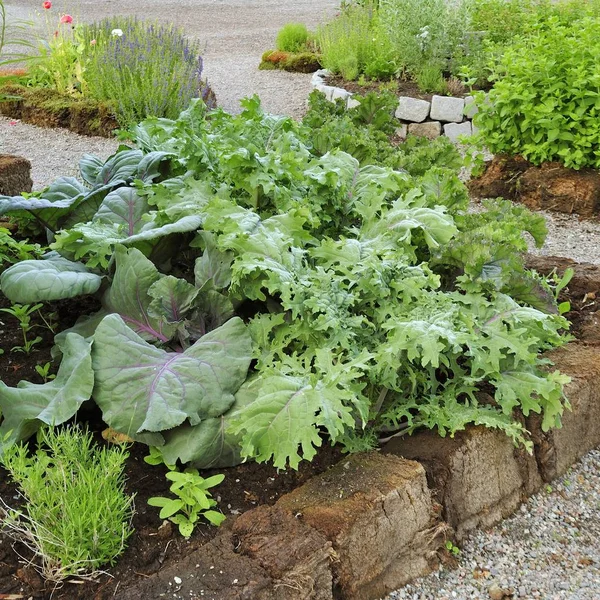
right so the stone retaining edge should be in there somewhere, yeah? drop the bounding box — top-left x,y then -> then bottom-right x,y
310,69 -> 477,143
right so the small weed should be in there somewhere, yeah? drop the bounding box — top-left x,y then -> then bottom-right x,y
0,303 -> 43,353
445,540 -> 461,556
34,361 -> 56,383
147,454 -> 226,538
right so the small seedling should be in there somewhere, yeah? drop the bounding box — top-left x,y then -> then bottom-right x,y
34,362 -> 56,383
445,540 -> 461,557
0,303 -> 43,353
148,469 -> 226,538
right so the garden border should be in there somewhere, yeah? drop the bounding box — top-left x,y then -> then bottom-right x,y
310,69 -> 478,143
113,256 -> 600,600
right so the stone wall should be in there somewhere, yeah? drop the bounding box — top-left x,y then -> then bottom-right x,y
311,69 -> 477,143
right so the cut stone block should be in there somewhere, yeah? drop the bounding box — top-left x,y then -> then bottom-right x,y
395,124 -> 408,140
384,426 -> 542,541
0,154 -> 33,196
395,96 -> 431,123
430,95 -> 465,123
527,343 -> 600,482
331,87 -> 352,102
276,453 -> 446,600
464,95 -> 478,119
316,84 -> 336,101
408,121 -> 441,140
443,121 -> 473,143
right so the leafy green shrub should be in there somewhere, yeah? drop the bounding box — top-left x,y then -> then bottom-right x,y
0,227 -> 43,271
80,17 -> 213,127
276,22 -> 309,52
0,427 -> 134,581
378,0 -> 469,78
0,97 -> 570,470
474,17 -> 600,169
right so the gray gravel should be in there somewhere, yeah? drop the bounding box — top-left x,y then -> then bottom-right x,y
0,116 -> 119,189
386,448 -> 600,600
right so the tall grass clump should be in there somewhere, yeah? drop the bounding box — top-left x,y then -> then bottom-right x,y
0,426 -> 134,581
317,4 -> 396,80
276,22 -> 309,52
82,17 -> 211,127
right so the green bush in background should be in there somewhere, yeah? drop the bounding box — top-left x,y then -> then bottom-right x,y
474,17 -> 600,169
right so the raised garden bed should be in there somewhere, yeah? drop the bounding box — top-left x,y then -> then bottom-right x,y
0,85 -> 118,138
1,255 -> 598,600
311,70 -> 478,143
0,154 -> 32,196
469,155 -> 600,218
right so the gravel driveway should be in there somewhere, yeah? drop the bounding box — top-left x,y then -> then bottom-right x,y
1,2 -> 600,599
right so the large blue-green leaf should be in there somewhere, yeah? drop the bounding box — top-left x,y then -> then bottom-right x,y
91,314 -> 252,442
159,378 -> 259,468
94,188 -> 150,235
102,246 -> 175,343
0,333 -> 94,451
0,254 -> 102,303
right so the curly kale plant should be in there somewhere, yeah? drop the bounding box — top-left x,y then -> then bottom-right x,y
0,96 -> 570,470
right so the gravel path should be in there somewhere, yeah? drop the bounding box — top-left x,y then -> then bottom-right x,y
387,449 -> 600,600
1,3 -> 600,599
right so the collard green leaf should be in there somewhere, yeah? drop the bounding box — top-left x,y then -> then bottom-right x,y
0,333 -> 94,450
103,246 -> 175,342
0,254 -> 102,303
96,149 -> 144,185
136,151 -> 175,182
94,188 -> 150,236
92,314 -> 252,441
194,232 -> 233,291
79,154 -> 105,186
159,378 -> 259,468
148,276 -> 199,324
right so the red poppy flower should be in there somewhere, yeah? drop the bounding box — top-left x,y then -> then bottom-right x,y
43,1 -> 52,9
60,14 -> 73,24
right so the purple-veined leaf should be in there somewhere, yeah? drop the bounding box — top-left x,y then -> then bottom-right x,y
91,314 -> 252,442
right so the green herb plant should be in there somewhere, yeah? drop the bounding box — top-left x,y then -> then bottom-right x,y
0,426 -> 134,581
0,227 -> 44,270
473,17 -> 600,169
147,463 -> 226,538
0,303 -> 43,353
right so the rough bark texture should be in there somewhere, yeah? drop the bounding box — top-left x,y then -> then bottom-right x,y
0,154 -> 32,196
384,427 -> 542,541
527,343 -> 600,482
116,520 -> 333,600
469,155 -> 600,217
276,453 -> 445,600
232,505 -> 334,599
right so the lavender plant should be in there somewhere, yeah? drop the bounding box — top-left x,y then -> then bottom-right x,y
82,17 -> 214,127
